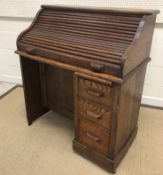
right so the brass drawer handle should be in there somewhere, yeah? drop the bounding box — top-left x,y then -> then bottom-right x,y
87,90 -> 103,97
90,63 -> 104,73
86,110 -> 102,119
58,55 -> 64,61
86,132 -> 101,142
25,47 -> 36,55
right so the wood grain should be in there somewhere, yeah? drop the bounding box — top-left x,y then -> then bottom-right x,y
15,5 -> 158,173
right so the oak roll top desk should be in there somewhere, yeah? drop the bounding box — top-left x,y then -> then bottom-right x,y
15,5 -> 159,173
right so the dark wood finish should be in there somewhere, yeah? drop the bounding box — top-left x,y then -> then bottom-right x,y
123,15 -> 157,75
40,64 -> 74,119
114,63 -> 147,155
74,63 -> 145,171
79,119 -> 110,155
41,5 -> 159,15
20,57 -> 49,125
78,77 -> 113,107
16,5 -> 159,77
15,5 -> 158,173
73,126 -> 137,173
15,50 -> 123,84
78,98 -> 112,129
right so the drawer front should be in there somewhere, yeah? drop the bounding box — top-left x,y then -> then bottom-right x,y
78,78 -> 113,107
79,120 -> 110,156
79,99 -> 112,129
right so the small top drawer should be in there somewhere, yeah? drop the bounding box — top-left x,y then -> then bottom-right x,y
78,78 -> 113,107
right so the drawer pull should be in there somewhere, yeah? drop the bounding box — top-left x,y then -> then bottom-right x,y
86,110 -> 102,119
87,90 -> 103,97
58,56 -> 64,61
86,132 -> 101,142
90,63 -> 104,72
25,47 -> 36,55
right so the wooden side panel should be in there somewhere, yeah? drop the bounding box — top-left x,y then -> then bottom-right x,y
114,63 -> 147,154
123,15 -> 156,76
20,56 -> 49,125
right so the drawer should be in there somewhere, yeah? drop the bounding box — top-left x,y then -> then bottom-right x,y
79,99 -> 112,129
79,120 -> 110,156
78,78 -> 113,107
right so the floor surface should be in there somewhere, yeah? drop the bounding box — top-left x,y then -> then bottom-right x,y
0,87 -> 163,175
0,81 -> 16,98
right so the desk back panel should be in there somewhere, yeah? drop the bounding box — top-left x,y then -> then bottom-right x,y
40,64 -> 74,119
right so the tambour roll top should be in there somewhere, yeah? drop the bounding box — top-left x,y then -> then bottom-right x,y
17,5 -> 159,77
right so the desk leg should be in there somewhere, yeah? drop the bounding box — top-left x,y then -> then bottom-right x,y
20,56 -> 49,125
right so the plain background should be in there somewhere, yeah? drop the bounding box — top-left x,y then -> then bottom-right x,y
0,0 -> 163,107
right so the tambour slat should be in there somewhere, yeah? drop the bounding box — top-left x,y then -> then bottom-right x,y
21,37 -> 122,63
18,7 -> 142,72
40,13 -> 141,25
38,17 -> 137,31
43,10 -> 142,21
42,10 -> 142,22
23,35 -> 123,57
35,22 -> 135,39
38,16 -> 138,29
41,16 -> 139,29
20,39 -> 122,64
19,43 -> 121,69
29,28 -> 132,44
36,19 -> 136,35
26,30 -> 129,51
38,17 -> 138,33
24,32 -> 128,53
34,24 -> 134,42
